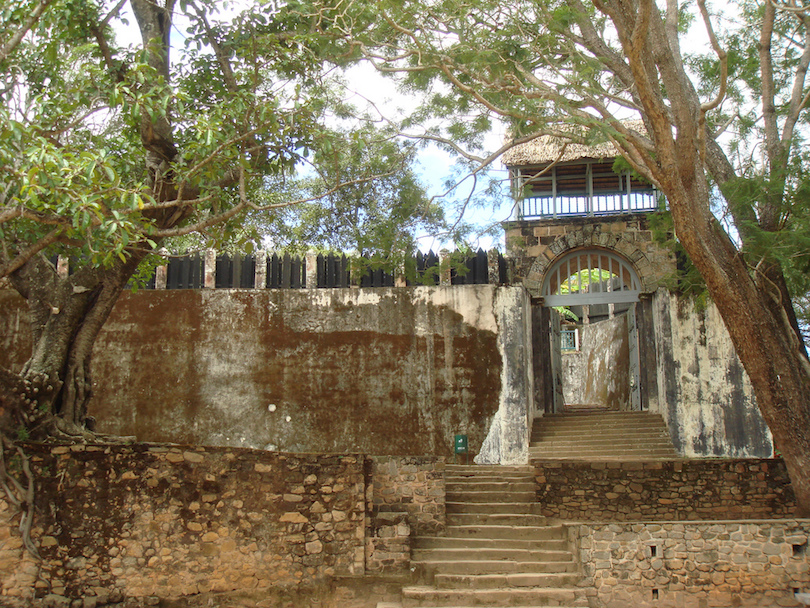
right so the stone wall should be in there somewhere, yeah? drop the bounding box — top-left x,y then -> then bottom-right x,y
534,459 -> 797,521
652,289 -> 773,458
561,315 -> 630,409
0,286 -> 533,464
574,520 -> 810,608
504,213 -> 677,294
368,456 -> 445,537
0,444 -> 387,605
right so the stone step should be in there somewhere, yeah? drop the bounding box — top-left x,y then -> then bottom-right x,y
447,513 -> 549,527
446,473 -> 536,480
401,585 -> 580,607
446,481 -> 536,492
414,536 -> 568,551
412,547 -> 574,563
529,449 -> 678,459
433,572 -> 581,589
440,524 -> 565,540
446,490 -> 536,503
446,502 -> 544,515
533,419 -> 669,431
530,433 -> 671,446
529,445 -> 676,454
446,468 -> 535,474
542,411 -> 661,418
412,559 -> 578,577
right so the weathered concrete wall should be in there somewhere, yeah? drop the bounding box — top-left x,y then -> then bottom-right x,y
474,287 -> 534,465
574,520 -> 810,608
0,286 -> 532,464
533,459 -> 796,521
651,289 -> 773,458
562,316 -> 630,408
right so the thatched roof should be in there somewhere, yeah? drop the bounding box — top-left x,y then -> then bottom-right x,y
501,121 -> 646,166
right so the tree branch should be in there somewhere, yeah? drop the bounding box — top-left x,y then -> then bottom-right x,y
0,0 -> 53,63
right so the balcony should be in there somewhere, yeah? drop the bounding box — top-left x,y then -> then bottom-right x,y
512,159 -> 663,220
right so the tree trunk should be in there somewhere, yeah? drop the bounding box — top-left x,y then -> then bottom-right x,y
0,251 -> 149,440
665,174 -> 810,518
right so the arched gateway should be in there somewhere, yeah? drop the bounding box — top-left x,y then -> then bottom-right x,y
541,248 -> 641,307
540,248 -> 643,413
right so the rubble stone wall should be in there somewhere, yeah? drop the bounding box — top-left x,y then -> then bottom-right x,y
0,444 -> 372,604
573,520 -> 810,608
368,456 -> 445,536
534,459 -> 796,521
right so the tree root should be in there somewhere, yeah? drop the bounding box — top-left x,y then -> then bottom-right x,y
0,437 -> 40,559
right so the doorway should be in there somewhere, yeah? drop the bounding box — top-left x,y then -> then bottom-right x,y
536,249 -> 642,414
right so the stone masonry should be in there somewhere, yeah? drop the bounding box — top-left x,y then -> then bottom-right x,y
504,214 -> 677,294
534,459 -> 796,521
574,521 -> 810,608
0,444 -> 367,602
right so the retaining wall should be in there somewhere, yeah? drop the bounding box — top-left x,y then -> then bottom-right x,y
534,459 -> 797,521
0,444 -> 443,606
573,520 -> 810,608
0,286 -> 532,465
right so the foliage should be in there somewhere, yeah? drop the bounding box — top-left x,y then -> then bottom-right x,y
247,125 -> 446,259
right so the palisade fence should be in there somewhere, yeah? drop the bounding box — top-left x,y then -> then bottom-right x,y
135,249 -> 508,290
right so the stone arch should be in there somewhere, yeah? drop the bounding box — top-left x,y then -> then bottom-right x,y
522,226 -> 659,297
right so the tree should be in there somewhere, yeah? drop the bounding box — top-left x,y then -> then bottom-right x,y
0,0 -> 404,445
291,0 -> 810,514
248,124 -> 446,261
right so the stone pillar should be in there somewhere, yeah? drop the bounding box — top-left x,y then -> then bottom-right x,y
254,250 -> 267,289
154,249 -> 168,289
204,249 -> 216,288
487,249 -> 500,285
154,264 -> 167,290
305,251 -> 318,289
439,250 -> 451,286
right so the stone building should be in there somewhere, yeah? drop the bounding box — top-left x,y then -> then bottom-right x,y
495,130 -> 773,461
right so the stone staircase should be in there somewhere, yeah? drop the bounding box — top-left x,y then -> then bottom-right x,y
397,465 -> 586,608
530,410 -> 678,460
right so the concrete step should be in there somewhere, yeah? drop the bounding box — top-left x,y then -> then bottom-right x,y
447,513 -> 549,527
446,468 -> 535,474
412,547 -> 575,562
412,559 -> 578,577
529,449 -> 678,459
446,481 -> 536,493
446,490 -> 536,503
440,524 -> 565,540
401,585 -> 580,607
530,434 -> 672,444
433,572 -> 581,589
413,536 -> 568,551
446,502 -> 544,515
529,445 -> 676,454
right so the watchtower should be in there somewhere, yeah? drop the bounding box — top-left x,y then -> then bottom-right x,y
502,130 -> 677,416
